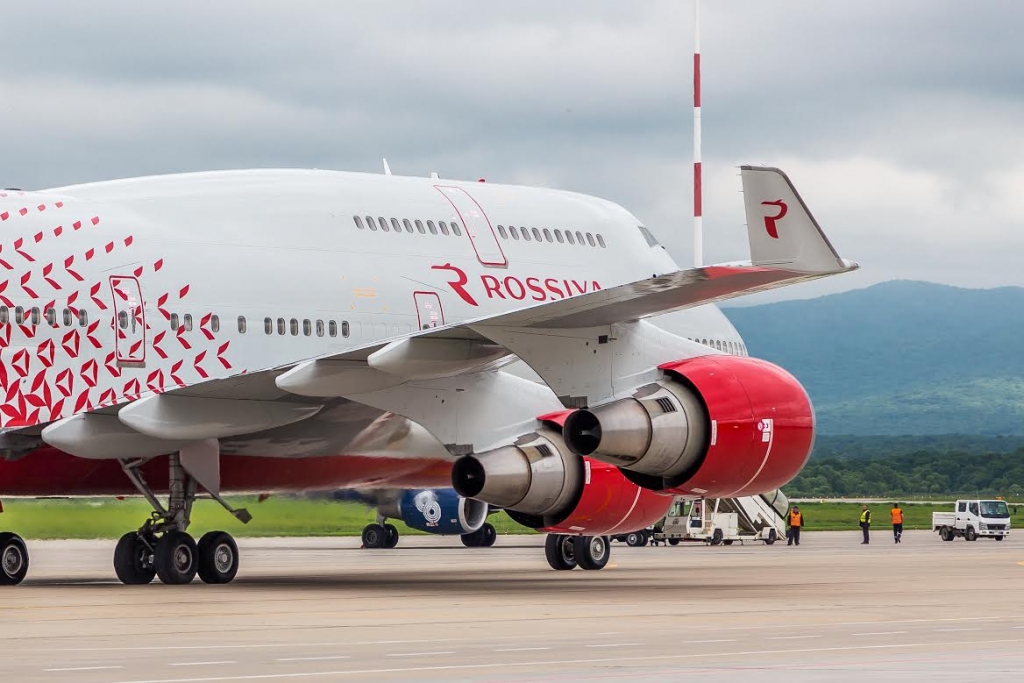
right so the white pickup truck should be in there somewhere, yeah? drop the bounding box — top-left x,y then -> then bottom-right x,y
933,499 -> 1011,541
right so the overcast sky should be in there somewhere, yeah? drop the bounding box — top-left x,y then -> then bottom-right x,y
2,1 -> 1020,301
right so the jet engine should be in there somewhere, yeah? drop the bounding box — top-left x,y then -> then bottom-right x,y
562,355 -> 814,498
451,425 -> 670,535
378,489 -> 488,535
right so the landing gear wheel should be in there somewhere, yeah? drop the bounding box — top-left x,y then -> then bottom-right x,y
480,523 -> 496,547
626,532 -> 643,547
544,534 -> 578,570
668,538 -> 680,546
383,524 -> 400,549
765,529 -> 778,546
197,531 -> 239,584
574,535 -> 610,571
154,531 -> 198,585
362,523 -> 387,549
710,528 -> 724,546
114,532 -> 156,585
965,526 -> 978,542
0,532 -> 29,586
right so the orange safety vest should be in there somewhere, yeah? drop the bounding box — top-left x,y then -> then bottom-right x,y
788,511 -> 803,527
891,508 -> 903,524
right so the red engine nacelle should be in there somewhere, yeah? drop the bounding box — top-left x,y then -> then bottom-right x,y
563,355 -> 814,498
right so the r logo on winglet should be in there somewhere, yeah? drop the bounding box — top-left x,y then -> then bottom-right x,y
761,200 -> 788,239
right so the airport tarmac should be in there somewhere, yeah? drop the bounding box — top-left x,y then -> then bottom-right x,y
1,530 -> 1022,682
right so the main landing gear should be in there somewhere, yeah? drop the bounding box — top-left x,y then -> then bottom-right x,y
114,453 -> 249,585
361,518 -> 400,549
544,534 -> 610,571
0,531 -> 29,586
461,522 -> 497,548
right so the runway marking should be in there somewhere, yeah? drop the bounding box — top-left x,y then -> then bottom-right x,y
386,651 -> 455,657
100,639 -> 1024,683
494,647 -> 551,652
851,631 -> 907,636
45,665 -> 124,672
935,628 -> 981,633
586,643 -> 641,648
276,657 -> 351,663
687,639 -> 737,644
769,635 -> 821,640
171,662 -> 237,667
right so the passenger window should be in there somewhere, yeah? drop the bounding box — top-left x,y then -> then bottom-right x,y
342,320 -> 350,337
238,316 -> 247,333
118,310 -> 128,329
414,219 -> 426,234
450,220 -> 462,236
575,230 -> 585,245
211,315 -> 220,333
14,307 -> 23,324
554,229 -> 564,243
0,306 -> 7,324
170,313 -> 179,331
46,308 -> 56,326
263,317 -> 272,334
439,221 -> 450,236
521,226 -> 531,241
391,218 -> 402,233
497,225 -> 508,239
302,319 -> 311,336
427,220 -> 438,235
277,318 -> 285,335
79,310 -> 88,326
290,318 -> 299,336
379,216 -> 389,232
597,234 -> 606,248
543,228 -> 552,242
565,231 -> 575,245
586,232 -> 596,246
329,320 -> 338,337
316,320 -> 324,337
63,308 -> 73,326
183,314 -> 193,331
403,219 -> 414,233
958,502 -> 966,513
353,216 -> 365,230
366,216 -> 378,231
30,307 -> 40,325
510,226 -> 520,240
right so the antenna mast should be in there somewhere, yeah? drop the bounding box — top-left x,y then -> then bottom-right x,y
692,0 -> 703,267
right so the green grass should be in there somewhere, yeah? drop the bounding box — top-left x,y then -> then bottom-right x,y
2,498 -> 1021,539
0,497 -> 531,540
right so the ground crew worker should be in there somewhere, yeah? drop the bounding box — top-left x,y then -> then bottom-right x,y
860,505 -> 871,544
787,505 -> 803,546
891,503 -> 904,544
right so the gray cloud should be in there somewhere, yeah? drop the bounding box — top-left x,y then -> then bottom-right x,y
2,1 -> 1022,297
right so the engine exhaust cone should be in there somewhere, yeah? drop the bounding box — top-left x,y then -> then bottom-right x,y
562,409 -> 601,456
451,456 -> 486,498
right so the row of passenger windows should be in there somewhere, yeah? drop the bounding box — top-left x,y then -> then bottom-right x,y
690,337 -> 748,356
354,215 -> 463,237
0,305 -> 89,327
171,314 -> 352,339
495,225 -> 606,248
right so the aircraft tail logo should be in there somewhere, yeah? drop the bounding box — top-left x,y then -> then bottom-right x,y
760,200 -> 788,239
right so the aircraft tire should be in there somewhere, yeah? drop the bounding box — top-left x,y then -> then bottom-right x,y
480,523 -> 496,547
383,524 -> 400,549
362,523 -> 387,549
574,535 -> 610,571
113,532 -> 156,585
544,534 -> 577,570
197,531 -> 239,584
0,532 -> 29,586
155,531 -> 198,585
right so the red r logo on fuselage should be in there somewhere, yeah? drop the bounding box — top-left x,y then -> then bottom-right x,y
761,200 -> 788,239
431,263 -> 479,306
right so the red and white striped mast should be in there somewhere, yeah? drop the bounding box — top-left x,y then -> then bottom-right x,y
692,0 -> 703,267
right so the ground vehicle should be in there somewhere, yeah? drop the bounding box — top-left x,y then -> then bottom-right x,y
652,495 -> 785,546
933,500 -> 1011,541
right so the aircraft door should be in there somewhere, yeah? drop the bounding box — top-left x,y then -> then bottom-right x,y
109,275 -> 146,366
414,292 -> 444,330
434,186 -> 508,267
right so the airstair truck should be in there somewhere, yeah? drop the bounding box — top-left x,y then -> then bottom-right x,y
934,499 -> 1011,541
653,489 -> 788,546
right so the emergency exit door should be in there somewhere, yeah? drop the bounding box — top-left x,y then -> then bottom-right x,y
109,275 -> 146,366
434,186 -> 508,267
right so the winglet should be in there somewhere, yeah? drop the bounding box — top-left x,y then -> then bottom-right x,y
741,166 -> 856,273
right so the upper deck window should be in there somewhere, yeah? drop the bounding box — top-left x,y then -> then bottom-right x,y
638,225 -> 660,247
414,219 -> 426,234
353,216 -> 365,230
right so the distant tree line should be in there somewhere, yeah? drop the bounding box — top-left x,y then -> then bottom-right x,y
787,449 -> 1024,498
